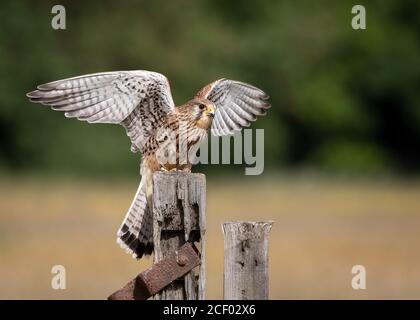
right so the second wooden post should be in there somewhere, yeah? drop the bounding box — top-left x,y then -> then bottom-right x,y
222,220 -> 273,300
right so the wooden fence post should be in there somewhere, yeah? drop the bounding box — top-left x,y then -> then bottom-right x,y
222,221 -> 273,300
152,171 -> 206,300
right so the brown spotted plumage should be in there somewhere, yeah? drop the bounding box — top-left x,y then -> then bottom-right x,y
26,70 -> 270,259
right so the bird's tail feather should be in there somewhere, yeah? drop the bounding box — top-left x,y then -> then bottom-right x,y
117,177 -> 154,259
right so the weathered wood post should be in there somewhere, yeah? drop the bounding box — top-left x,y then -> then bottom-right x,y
152,171 -> 206,300
222,221 -> 273,300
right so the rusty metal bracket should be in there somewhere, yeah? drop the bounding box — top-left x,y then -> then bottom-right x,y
108,242 -> 201,300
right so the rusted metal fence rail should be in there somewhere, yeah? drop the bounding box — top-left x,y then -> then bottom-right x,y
108,242 -> 200,300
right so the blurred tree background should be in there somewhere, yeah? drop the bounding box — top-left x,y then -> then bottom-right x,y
1,0 -> 420,178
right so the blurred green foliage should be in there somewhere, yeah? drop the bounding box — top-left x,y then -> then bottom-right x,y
1,0 -> 419,177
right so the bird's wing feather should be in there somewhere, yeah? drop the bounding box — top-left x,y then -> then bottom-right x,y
27,70 -> 175,153
195,79 -> 270,136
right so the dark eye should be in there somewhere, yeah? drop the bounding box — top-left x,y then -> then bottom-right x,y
199,104 -> 206,110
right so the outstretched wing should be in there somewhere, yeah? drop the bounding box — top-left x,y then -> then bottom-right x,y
195,79 -> 270,136
27,70 -> 175,153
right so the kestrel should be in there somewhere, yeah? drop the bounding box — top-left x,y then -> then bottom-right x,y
26,70 -> 270,259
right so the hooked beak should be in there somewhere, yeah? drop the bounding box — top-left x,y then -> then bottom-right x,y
207,105 -> 215,118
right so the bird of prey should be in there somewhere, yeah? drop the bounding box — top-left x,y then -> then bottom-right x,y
26,70 -> 270,259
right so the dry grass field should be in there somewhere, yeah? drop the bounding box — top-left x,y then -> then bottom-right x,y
0,175 -> 419,299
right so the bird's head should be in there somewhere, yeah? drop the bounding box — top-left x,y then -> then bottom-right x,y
182,98 -> 216,129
